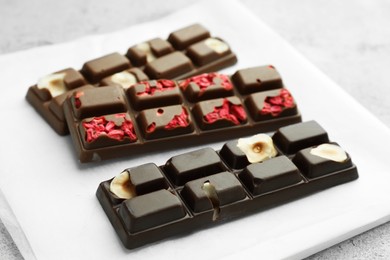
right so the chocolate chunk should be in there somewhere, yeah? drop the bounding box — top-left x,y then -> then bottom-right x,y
239,156 -> 303,195
81,53 -> 131,83
100,68 -> 149,88
232,65 -> 283,94
144,51 -> 194,79
273,120 -> 329,154
136,105 -> 193,140
186,38 -> 232,66
219,140 -> 250,169
118,189 -> 186,233
292,144 -> 353,178
71,86 -> 127,119
168,24 -> 210,50
181,172 -> 246,213
127,80 -> 182,111
164,148 -> 225,186
126,38 -> 174,66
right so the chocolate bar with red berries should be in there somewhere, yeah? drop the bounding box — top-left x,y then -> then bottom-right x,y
25,24 -> 237,135
63,65 -> 301,163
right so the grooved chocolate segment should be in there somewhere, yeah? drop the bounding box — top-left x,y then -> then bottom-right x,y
272,121 -> 329,154
292,144 -> 353,178
168,24 -> 210,50
96,121 -> 359,249
81,53 -> 131,83
186,38 -> 232,66
232,65 -> 283,94
63,66 -> 302,163
118,189 -> 186,233
239,156 -> 303,195
26,24 -> 237,135
164,148 -> 225,186
181,172 -> 246,213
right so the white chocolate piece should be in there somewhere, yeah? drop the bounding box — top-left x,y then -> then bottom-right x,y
310,144 -> 347,162
204,38 -> 229,54
110,71 -> 137,88
37,72 -> 67,97
109,170 -> 135,199
237,134 -> 277,163
136,42 -> 156,62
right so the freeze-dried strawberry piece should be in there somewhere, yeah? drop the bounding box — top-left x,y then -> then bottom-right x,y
261,89 -> 295,116
165,108 -> 190,130
136,80 -> 176,96
180,73 -> 232,96
204,99 -> 247,125
83,114 -> 137,142
74,91 -> 84,108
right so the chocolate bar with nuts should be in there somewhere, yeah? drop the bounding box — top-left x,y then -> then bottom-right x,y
25,24 -> 237,135
96,120 -> 359,249
63,65 -> 302,163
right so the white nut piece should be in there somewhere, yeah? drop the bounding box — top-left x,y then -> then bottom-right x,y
109,170 -> 135,199
237,134 -> 277,163
136,42 -> 156,62
37,72 -> 66,97
111,71 -> 137,88
204,38 -> 229,54
310,144 -> 347,162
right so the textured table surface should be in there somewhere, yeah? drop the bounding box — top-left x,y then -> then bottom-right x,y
1,0 -> 390,259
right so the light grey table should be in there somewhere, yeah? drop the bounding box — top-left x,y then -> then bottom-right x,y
1,0 -> 390,259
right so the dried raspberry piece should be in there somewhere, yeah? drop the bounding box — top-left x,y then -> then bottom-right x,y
83,114 -> 137,143
74,91 -> 84,108
136,80 -> 176,96
180,73 -> 232,96
147,122 -> 156,133
260,89 -> 295,116
204,99 -> 247,125
165,108 -> 190,130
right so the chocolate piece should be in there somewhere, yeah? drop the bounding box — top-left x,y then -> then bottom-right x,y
127,80 -> 182,111
100,68 -> 149,88
96,121 -> 359,249
232,65 -> 283,94
272,120 -> 329,154
168,24 -> 210,50
239,156 -> 303,195
137,105 -> 194,140
26,24 -> 237,135
63,67 -> 302,163
118,189 -> 186,233
181,172 -> 247,213
245,88 -> 298,121
219,140 -> 250,169
164,148 -> 226,186
81,53 -> 131,83
186,38 -> 232,66
292,144 -> 353,178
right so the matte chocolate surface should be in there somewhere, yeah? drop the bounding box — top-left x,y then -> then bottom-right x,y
96,121 -> 359,249
25,23 -> 237,135
63,66 -> 302,163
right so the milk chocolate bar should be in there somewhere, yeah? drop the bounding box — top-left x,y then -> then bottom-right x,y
96,120 -> 359,249
63,65 -> 302,163
25,24 -> 237,135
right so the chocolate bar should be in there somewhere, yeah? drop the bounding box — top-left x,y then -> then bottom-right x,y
96,121 -> 359,249
25,24 -> 237,135
63,65 -> 302,163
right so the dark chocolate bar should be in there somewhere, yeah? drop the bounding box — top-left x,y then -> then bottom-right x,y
63,66 -> 302,163
25,24 -> 237,135
96,120 -> 359,249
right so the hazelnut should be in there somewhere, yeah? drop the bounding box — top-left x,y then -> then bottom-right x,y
109,170 -> 136,199
204,38 -> 229,54
237,134 -> 277,163
136,42 -> 156,62
37,72 -> 67,97
110,71 -> 137,88
310,144 -> 347,162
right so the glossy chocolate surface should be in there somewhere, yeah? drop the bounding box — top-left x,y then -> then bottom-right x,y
63,66 -> 301,163
25,24 -> 237,135
96,121 -> 359,249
